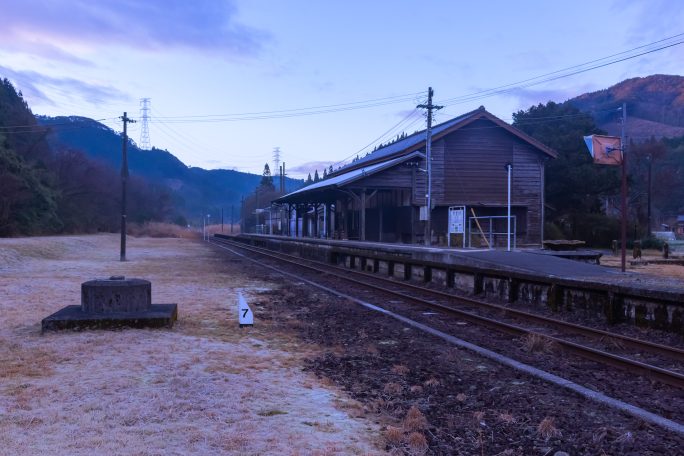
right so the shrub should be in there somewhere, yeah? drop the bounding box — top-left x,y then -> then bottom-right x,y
403,406 -> 428,432
128,222 -> 199,239
406,432 -> 428,454
553,213 -> 620,247
640,236 -> 664,250
544,222 -> 565,240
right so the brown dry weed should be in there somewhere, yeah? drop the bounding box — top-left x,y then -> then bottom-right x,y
0,233 -> 382,455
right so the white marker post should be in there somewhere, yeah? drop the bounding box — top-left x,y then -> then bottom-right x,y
237,291 -> 254,328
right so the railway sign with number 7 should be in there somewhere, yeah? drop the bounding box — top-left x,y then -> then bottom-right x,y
237,291 -> 254,327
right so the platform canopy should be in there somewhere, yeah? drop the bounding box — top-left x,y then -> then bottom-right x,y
274,150 -> 425,204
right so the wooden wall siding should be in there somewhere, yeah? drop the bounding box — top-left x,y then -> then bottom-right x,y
412,164 -> 427,206
436,118 -> 546,244
351,162 -> 416,189
431,138 -> 446,204
345,158 -> 427,206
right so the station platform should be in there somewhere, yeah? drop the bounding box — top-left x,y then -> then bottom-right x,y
224,233 -> 684,297
220,233 -> 684,334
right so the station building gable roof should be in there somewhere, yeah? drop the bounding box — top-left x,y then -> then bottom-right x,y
335,106 -> 556,174
275,106 -> 555,204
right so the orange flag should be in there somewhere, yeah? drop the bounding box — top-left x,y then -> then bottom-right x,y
583,135 -> 622,165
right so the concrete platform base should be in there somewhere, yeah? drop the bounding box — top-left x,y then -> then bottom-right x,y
41,304 -> 177,332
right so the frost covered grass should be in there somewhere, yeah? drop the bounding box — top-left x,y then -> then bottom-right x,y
0,234 -> 382,455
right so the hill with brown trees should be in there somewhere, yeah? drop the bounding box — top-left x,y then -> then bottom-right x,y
569,74 -> 684,139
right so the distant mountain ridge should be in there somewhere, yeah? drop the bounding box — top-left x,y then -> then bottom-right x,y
38,116 -> 302,220
568,74 -> 684,139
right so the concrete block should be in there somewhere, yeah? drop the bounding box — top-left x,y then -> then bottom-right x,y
42,304 -> 177,332
82,278 -> 151,313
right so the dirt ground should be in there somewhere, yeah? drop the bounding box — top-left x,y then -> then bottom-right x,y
0,234 -> 384,455
600,248 -> 684,279
211,242 -> 683,455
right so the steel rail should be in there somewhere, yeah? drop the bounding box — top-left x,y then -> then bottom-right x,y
210,237 -> 684,389
214,237 -> 684,362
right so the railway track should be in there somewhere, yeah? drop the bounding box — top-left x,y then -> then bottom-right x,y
210,236 -> 684,390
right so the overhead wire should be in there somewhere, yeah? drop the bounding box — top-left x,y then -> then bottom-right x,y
2,31 -> 681,178
329,106 -> 425,169
150,106 -> 218,153
150,116 -> 212,159
439,34 -> 684,107
149,91 -> 427,121
0,117 -> 121,134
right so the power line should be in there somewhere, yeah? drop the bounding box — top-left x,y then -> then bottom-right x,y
329,107 -> 424,169
0,117 -> 120,134
440,33 -> 684,107
149,91 -> 426,120
150,106 -> 225,158
127,32 -> 683,126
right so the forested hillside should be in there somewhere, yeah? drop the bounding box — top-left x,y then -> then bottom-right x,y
0,78 -> 185,235
0,79 -> 302,236
515,100 -> 684,245
40,116 -> 302,226
0,78 -> 59,235
569,74 -> 684,138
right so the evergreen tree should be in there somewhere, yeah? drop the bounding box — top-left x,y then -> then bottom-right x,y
305,173 -> 313,185
322,168 -> 327,179
513,101 -> 620,242
260,163 -> 274,190
0,143 -> 61,235
314,169 -> 320,182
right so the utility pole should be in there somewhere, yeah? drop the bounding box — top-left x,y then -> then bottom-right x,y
417,87 -> 443,245
620,102 -> 627,273
281,162 -> 286,194
647,153 -> 652,237
240,195 -> 245,234
231,205 -> 234,234
506,163 -> 513,251
120,112 -> 136,261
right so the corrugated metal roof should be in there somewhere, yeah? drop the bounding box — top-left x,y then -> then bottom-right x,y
276,151 -> 424,202
346,110 -> 476,169
332,106 -> 555,177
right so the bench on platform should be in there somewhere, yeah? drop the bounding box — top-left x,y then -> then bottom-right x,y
543,240 -> 586,251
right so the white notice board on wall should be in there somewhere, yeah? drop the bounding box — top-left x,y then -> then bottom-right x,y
448,206 -> 466,247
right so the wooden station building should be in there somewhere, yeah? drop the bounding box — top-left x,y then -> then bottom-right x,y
274,106 -> 556,247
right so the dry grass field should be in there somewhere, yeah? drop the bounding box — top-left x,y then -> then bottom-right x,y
0,234 -> 383,455
600,248 -> 684,279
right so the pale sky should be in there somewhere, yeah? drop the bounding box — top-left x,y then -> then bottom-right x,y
2,0 -> 683,178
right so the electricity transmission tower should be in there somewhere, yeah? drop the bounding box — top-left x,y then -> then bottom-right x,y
139,98 -> 151,150
273,147 -> 281,176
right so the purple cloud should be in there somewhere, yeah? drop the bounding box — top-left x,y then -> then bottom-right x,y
0,0 -> 268,58
504,86 -> 597,110
0,64 -> 129,106
288,161 -> 336,175
1,41 -> 94,66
